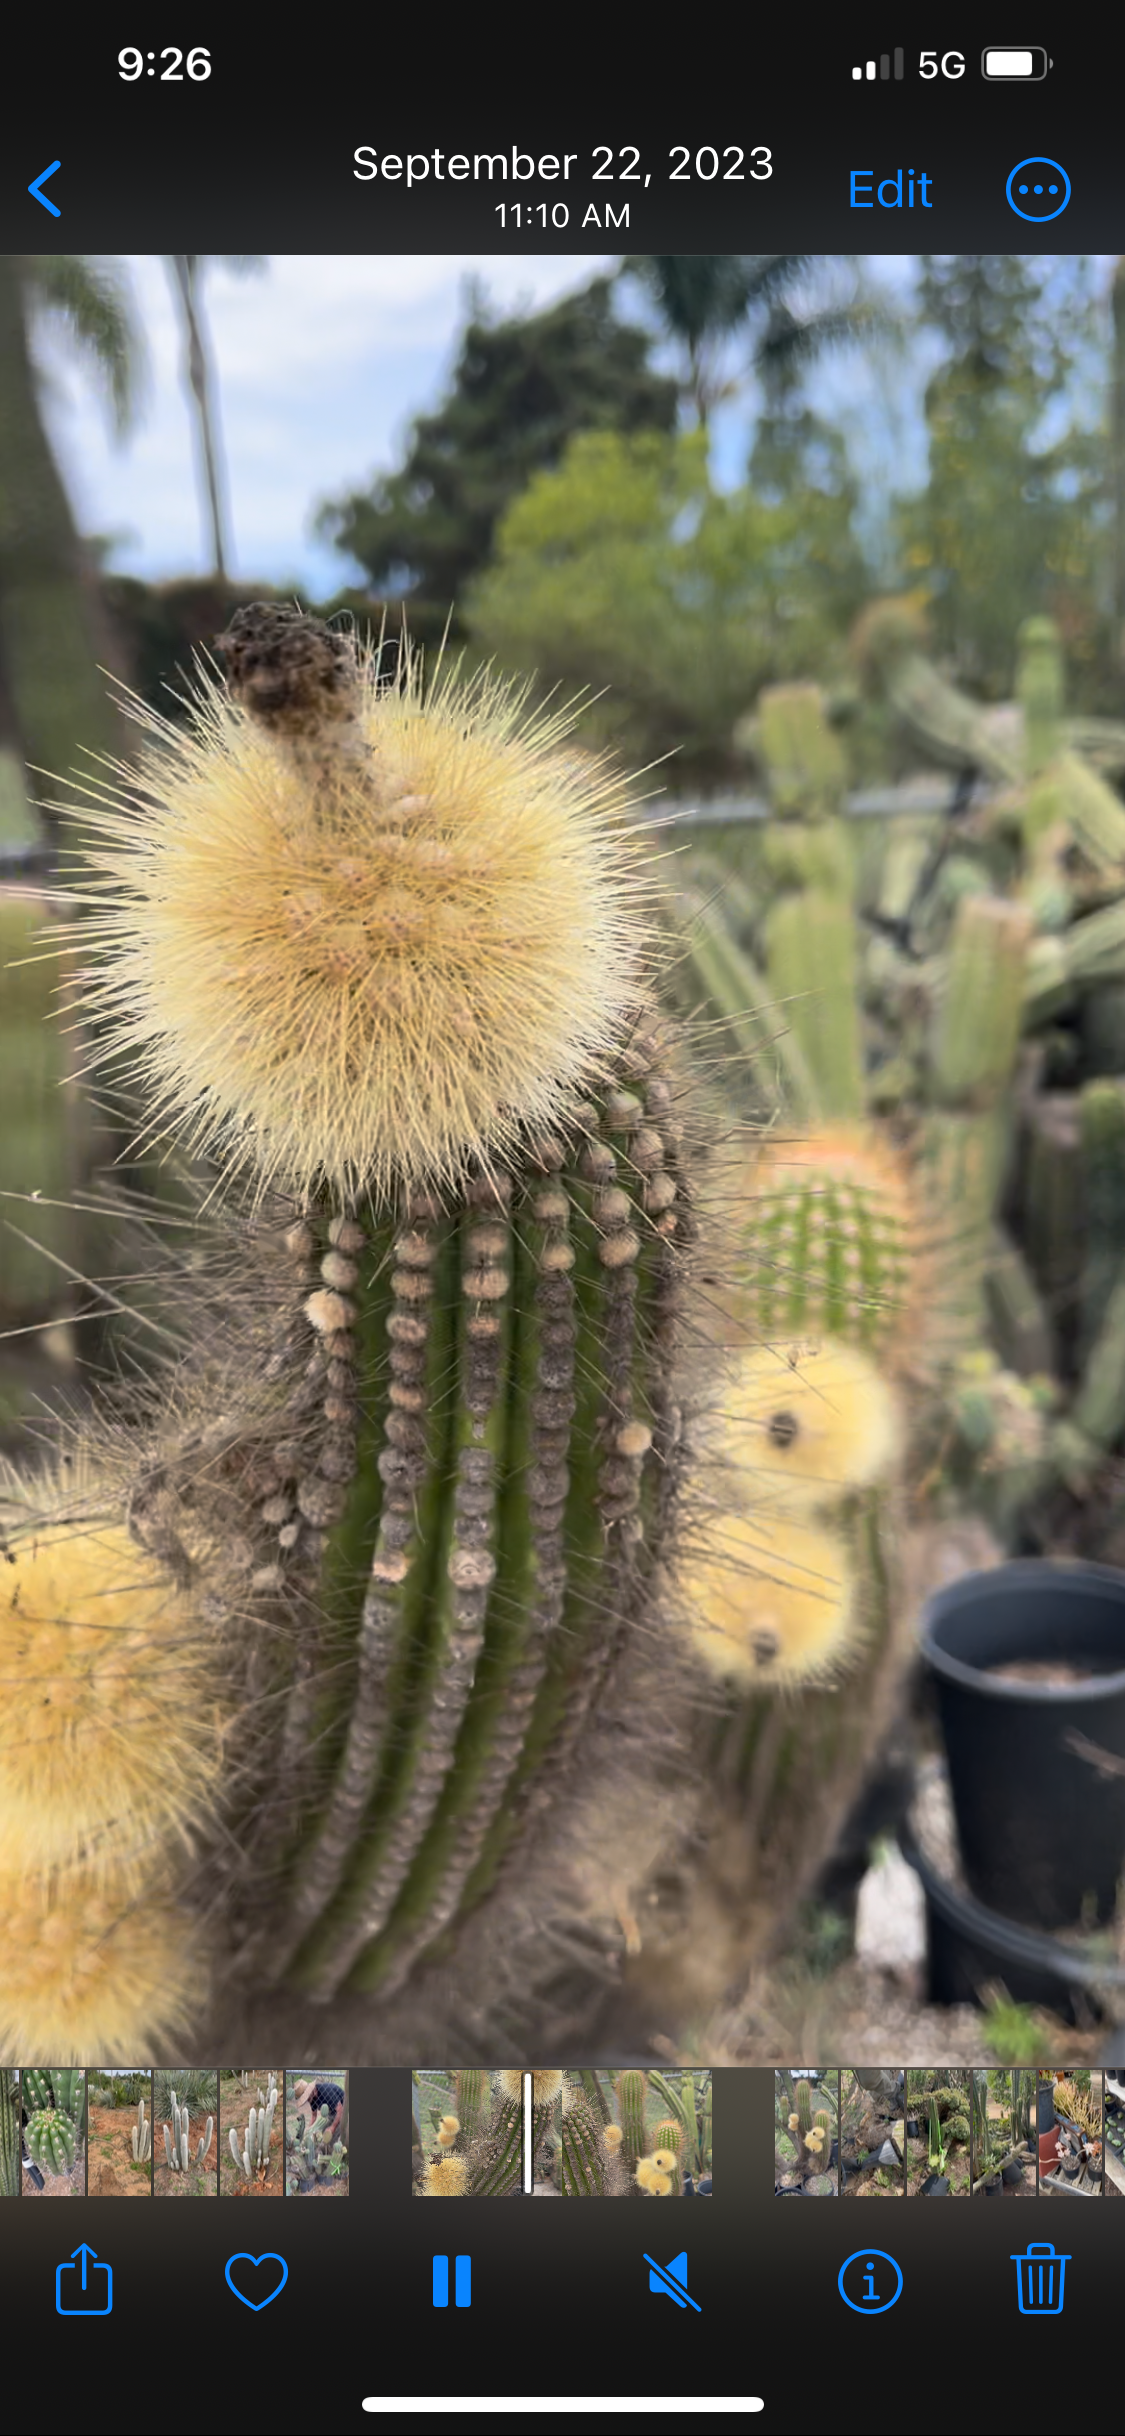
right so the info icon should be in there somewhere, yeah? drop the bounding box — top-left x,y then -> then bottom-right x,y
838,2250 -> 903,2315
1006,157 -> 1070,220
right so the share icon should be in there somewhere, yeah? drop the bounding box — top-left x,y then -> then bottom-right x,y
644,2251 -> 701,2311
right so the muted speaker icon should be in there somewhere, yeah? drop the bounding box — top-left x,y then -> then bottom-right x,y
645,2251 -> 701,2312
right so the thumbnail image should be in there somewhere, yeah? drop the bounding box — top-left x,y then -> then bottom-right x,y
220,2069 -> 282,2197
0,2072 -> 17,2197
775,2069 -> 838,2195
1037,2070 -> 1102,2196
21,2069 -> 86,2197
414,2069 -> 523,2196
86,2070 -> 153,2195
971,2069 -> 1034,2197
286,2070 -> 349,2195
839,2069 -> 902,2196
532,2069 -> 711,2196
154,2069 -> 218,2197
904,2069 -> 971,2196
1105,2072 -> 1125,2195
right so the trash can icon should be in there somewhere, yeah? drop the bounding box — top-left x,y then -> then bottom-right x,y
1012,2241 -> 1069,2316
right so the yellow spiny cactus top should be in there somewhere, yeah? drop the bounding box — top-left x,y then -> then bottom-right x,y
62,610 -> 650,1209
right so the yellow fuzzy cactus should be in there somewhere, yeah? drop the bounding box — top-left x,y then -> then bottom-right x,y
0,1866 -> 200,2061
706,1338 -> 901,1517
67,620 -> 647,1210
682,1510 -> 858,1689
0,1460 -> 224,1882
424,2154 -> 468,2197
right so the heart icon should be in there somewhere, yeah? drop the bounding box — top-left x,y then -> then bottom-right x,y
224,2252 -> 289,2310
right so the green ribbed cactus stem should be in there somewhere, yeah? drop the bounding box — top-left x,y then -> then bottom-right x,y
814,2108 -> 832,2144
652,2117 -> 682,2160
464,2088 -> 522,2197
763,891 -> 864,1122
702,2075 -> 712,2172
681,2074 -> 699,2174
0,2074 -> 18,2197
454,2070 -> 488,2146
26,603 -> 706,2058
795,2079 -> 813,2140
708,1485 -> 904,1967
756,683 -> 847,821
739,1127 -> 915,1359
1023,1096 -> 1083,1366
26,2107 -> 76,2176
24,2069 -> 51,2114
1017,617 -> 1065,785
1026,752 -> 1125,878
928,897 -> 1031,1107
558,2091 -> 607,2196
663,883 -> 817,1116
1079,1081 -> 1125,1364
53,2069 -> 79,2119
579,2069 -> 612,2126
617,2071 -> 648,2173
1070,1268 -> 1125,1453
759,822 -> 853,897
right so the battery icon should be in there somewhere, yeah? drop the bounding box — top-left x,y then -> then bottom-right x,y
982,47 -> 1051,77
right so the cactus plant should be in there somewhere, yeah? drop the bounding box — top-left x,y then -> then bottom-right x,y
287,2100 -> 346,2193
0,2072 -> 18,2197
132,2097 -> 151,2163
163,2090 -> 212,2172
4,602 -> 713,2062
22,2067 -> 83,2179
228,2076 -> 278,2181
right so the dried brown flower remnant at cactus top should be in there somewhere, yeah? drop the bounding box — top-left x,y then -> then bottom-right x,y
217,602 -> 361,737
63,604 -> 650,1209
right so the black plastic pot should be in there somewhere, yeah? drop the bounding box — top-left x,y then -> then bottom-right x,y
920,1560 -> 1125,1928
1037,2083 -> 1058,2135
982,2176 -> 1003,2198
901,1825 -> 1125,2024
1002,2158 -> 1026,2186
920,2173 -> 950,2196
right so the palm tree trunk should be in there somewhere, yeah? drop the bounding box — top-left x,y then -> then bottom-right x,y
170,256 -> 230,581
0,255 -> 123,832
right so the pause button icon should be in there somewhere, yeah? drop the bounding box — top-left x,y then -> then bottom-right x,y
432,2255 -> 472,2308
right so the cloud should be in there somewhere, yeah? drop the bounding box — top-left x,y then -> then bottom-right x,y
32,254 -> 618,591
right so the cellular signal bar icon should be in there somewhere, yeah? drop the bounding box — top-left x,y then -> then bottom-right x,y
853,50 -> 904,79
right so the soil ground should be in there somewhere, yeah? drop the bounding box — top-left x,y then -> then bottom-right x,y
219,2072 -> 283,2198
87,2106 -> 152,2196
154,2115 -> 218,2198
22,2145 -> 85,2198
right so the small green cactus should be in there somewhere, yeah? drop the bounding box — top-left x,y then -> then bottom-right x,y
27,2108 -> 76,2177
615,2071 -> 649,2175
287,2100 -> 346,2193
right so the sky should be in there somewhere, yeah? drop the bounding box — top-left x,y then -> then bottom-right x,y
30,253 -> 1109,601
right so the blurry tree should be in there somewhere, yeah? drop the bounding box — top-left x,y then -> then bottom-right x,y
617,254 -> 885,427
165,256 -> 265,580
0,254 -> 139,826
314,276 -> 679,647
465,424 -> 868,786
897,255 -> 1106,697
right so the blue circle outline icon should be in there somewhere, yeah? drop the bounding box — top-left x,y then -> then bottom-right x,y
1006,158 -> 1070,221
838,2249 -> 903,2314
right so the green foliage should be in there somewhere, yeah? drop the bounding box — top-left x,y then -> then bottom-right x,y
897,257 -> 1108,698
0,2073 -> 19,2196
982,1994 -> 1049,2065
315,276 -> 678,647
466,427 -> 867,784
